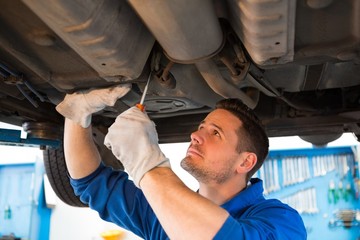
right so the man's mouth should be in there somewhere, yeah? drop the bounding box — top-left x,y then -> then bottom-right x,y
186,145 -> 203,158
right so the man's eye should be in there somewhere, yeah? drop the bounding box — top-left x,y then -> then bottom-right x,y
213,130 -> 220,137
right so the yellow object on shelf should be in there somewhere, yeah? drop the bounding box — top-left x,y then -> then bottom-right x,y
100,229 -> 125,240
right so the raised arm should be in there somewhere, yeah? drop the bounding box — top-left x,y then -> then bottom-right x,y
63,120 -> 101,179
56,84 -> 131,179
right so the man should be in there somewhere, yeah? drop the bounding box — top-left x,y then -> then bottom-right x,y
57,85 -> 306,239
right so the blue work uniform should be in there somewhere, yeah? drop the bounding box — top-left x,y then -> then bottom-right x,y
70,163 -> 307,239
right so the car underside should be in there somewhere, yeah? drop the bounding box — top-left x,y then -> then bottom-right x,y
0,0 -> 360,146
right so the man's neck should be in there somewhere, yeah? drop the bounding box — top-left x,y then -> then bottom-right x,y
198,178 -> 247,205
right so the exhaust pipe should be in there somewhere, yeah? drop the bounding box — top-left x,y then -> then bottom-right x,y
128,0 -> 223,63
195,59 -> 258,109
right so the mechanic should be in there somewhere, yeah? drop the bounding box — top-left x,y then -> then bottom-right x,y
56,84 -> 307,240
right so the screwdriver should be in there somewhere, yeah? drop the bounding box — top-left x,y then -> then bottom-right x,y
135,72 -> 151,112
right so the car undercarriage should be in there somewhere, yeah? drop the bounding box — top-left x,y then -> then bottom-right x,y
1,0 -> 360,146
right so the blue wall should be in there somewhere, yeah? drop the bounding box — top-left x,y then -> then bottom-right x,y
261,146 -> 360,240
0,159 -> 51,239
0,163 -> 34,237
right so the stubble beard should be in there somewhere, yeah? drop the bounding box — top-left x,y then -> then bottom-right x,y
180,156 -> 234,185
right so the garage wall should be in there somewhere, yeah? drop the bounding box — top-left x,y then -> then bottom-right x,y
263,146 -> 360,240
0,163 -> 34,238
0,156 -> 51,240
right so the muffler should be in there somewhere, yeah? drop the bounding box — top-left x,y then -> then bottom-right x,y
128,0 -> 223,63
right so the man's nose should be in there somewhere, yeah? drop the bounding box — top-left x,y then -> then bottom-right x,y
190,130 -> 204,144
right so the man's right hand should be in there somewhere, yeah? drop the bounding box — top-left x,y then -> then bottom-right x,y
104,106 -> 170,188
56,84 -> 131,128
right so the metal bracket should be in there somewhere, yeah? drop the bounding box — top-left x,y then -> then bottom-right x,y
0,128 -> 60,149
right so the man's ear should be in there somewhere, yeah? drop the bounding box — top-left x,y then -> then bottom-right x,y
236,152 -> 257,174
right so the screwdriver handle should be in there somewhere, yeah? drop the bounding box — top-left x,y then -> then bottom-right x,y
136,103 -> 145,112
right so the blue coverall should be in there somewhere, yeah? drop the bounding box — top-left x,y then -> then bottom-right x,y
71,163 -> 307,239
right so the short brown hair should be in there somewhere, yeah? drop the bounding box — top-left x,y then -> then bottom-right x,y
215,98 -> 269,181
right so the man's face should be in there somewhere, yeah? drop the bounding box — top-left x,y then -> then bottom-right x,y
181,109 -> 243,184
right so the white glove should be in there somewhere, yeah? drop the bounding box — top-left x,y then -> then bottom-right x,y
104,106 -> 170,188
56,84 -> 131,128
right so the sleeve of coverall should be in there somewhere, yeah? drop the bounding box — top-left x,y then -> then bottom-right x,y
213,205 -> 307,239
69,163 -> 162,239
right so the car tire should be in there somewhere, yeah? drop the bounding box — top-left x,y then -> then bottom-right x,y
43,144 -> 87,207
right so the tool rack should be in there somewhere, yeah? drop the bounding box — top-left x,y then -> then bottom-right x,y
257,146 -> 360,240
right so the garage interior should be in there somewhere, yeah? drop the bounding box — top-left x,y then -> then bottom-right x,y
0,122 -> 359,240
